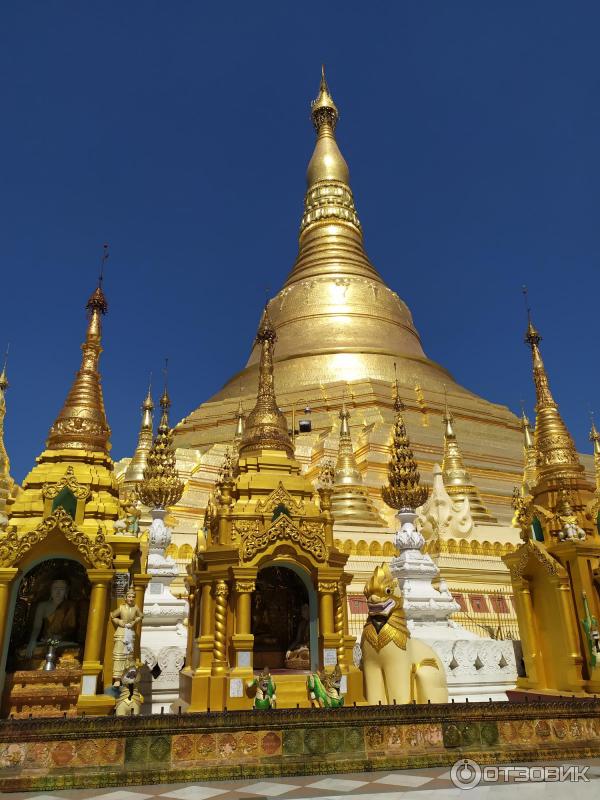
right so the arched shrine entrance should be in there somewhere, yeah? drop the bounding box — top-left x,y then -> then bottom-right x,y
252,565 -> 318,672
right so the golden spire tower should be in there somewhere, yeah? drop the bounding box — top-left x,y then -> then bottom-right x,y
123,383 -> 154,487
137,383 -> 184,510
524,317 -> 587,493
331,401 -> 383,524
0,353 -> 12,515
382,378 -> 428,511
441,392 -> 497,523
238,305 -> 293,457
521,407 -> 537,495
590,415 -> 600,492
47,282 -> 111,452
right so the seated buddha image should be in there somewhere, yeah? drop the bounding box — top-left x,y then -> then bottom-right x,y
285,603 -> 310,670
24,578 -> 79,659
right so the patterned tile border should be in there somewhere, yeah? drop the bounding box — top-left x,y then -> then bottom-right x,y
0,698 -> 598,792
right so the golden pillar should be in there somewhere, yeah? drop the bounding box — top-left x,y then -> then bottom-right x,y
554,575 -> 585,691
231,575 -> 255,678
211,579 -> 229,676
514,579 -> 540,689
334,587 -> 345,665
0,568 -> 19,677
318,578 -> 338,667
82,568 -> 114,669
77,567 -> 115,716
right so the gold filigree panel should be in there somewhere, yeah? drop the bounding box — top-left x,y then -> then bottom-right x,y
42,467 -> 90,501
0,508 -> 113,568
240,514 -> 326,562
255,482 -> 305,516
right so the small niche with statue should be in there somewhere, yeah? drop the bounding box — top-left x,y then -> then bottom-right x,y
2,559 -> 90,718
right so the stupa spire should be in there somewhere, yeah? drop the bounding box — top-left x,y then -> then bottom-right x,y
382,376 -> 429,511
285,66 -> 381,286
137,370 -> 184,509
0,348 -> 11,515
441,388 -> 496,523
47,251 -> 111,453
123,380 -> 155,486
589,414 -> 600,492
524,313 -> 584,489
239,305 -> 293,457
520,406 -> 537,494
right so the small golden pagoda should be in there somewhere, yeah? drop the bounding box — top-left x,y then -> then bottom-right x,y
441,395 -> 497,524
505,316 -> 600,695
180,305 -> 364,711
122,384 -> 154,491
0,279 -> 146,717
331,403 -> 383,524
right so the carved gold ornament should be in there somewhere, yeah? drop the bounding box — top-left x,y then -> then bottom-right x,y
510,540 -> 562,579
0,507 -> 113,568
255,482 -> 304,516
240,514 -> 326,562
317,580 -> 338,593
42,466 -> 90,501
235,580 -> 256,594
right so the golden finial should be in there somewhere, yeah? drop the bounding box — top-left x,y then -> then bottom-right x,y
520,401 -> 537,494
123,377 -> 155,486
310,64 -> 339,131
47,251 -> 111,452
522,293 -> 584,489
590,412 -> 600,492
334,397 -> 362,486
0,345 -> 8,393
239,304 -> 294,457
382,379 -> 428,511
234,386 -> 245,443
137,364 -> 184,509
0,344 -> 11,515
590,412 -> 600,456
392,362 -> 404,413
305,65 -> 350,190
441,386 -> 496,522
442,385 -> 455,439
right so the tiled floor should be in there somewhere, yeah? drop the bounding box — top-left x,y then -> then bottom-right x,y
5,760 -> 600,800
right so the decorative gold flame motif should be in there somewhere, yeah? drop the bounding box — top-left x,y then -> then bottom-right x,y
137,387 -> 184,509
238,305 -> 293,457
382,381 -> 428,511
47,286 -> 111,452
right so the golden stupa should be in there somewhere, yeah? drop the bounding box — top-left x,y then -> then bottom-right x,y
174,68 -> 531,527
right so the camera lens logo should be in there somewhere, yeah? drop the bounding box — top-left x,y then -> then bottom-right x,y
451,758 -> 482,789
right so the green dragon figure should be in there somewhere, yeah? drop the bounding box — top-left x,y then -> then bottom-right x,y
247,666 -> 277,709
307,664 -> 344,708
581,591 -> 600,668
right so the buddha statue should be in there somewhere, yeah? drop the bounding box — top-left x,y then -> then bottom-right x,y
285,603 -> 310,670
25,578 -> 78,659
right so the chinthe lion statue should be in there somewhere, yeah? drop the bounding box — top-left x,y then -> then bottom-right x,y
361,563 -> 448,705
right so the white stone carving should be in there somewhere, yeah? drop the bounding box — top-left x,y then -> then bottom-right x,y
390,507 -> 517,701
416,463 -> 474,540
140,507 -> 188,714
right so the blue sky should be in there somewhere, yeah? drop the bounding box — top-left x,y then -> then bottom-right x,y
1,1 -> 599,482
